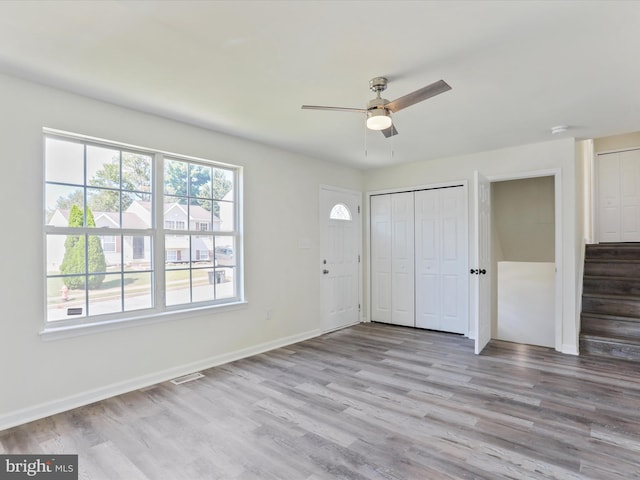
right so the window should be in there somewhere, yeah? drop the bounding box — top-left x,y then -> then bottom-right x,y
101,235 -> 117,253
163,157 -> 237,306
329,203 -> 352,221
44,131 -> 241,328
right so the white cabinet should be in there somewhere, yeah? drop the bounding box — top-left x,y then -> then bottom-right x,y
370,186 -> 468,334
598,149 -> 640,242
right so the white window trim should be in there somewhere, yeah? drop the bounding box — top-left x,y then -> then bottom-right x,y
42,128 -> 244,338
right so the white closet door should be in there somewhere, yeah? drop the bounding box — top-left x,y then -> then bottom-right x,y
598,152 -> 621,242
391,192 -> 415,326
439,187 -> 468,334
598,149 -> 640,243
621,149 -> 640,241
370,195 -> 392,323
415,187 -> 467,333
414,189 -> 439,329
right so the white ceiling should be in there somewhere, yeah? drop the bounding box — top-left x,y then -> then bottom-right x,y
1,1 -> 640,168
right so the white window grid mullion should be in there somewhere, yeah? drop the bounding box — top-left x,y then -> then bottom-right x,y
154,153 -> 166,310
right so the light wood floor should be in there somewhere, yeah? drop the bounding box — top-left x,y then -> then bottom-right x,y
2,323 -> 640,479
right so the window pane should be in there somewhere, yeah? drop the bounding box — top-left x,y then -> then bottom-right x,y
190,163 -> 212,198
88,273 -> 122,316
87,235 -> 109,276
124,272 -> 152,311
213,200 -> 234,231
122,193 -> 152,228
45,137 -> 84,185
330,203 -> 352,221
192,235 -> 214,267
58,235 -> 87,275
214,267 -> 236,300
87,188 -> 121,227
215,237 -> 235,267
192,268 -> 215,303
212,168 -> 234,201
165,269 -> 191,306
164,196 -> 188,230
47,277 -> 86,322
122,151 -> 152,193
86,145 -> 120,188
165,234 -> 189,267
46,234 -> 68,275
189,199 -> 213,232
164,159 -> 187,195
46,184 -> 84,225
124,236 -> 152,268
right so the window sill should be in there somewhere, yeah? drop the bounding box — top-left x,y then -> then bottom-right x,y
39,301 -> 249,341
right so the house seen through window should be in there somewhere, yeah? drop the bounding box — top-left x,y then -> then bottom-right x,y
44,131 -> 241,327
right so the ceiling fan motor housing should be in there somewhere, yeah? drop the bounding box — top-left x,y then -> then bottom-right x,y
369,76 -> 388,93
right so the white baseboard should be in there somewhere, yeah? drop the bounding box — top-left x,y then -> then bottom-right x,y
0,328 -> 322,432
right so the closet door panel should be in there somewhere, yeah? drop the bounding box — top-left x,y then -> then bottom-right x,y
621,149 -> 640,242
440,187 -> 468,334
415,189 -> 440,329
391,192 -> 415,326
598,153 -> 621,242
370,195 -> 392,323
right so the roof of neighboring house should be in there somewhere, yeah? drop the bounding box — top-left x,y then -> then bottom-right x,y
48,200 -> 219,228
164,202 -> 216,221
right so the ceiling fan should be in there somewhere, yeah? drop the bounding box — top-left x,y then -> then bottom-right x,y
301,77 -> 451,137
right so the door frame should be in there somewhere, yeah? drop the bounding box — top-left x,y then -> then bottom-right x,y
486,168 -> 563,351
365,180 -> 469,333
319,185 -> 363,331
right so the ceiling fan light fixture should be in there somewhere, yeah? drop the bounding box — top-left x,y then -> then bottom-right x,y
366,109 -> 392,130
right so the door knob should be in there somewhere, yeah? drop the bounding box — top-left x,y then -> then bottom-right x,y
323,269 -> 329,274
470,269 -> 478,274
479,268 -> 487,275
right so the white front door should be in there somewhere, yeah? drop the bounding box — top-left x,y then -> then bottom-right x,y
320,186 -> 361,332
473,171 -> 492,354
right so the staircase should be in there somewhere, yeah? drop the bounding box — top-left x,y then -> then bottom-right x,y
580,243 -> 640,361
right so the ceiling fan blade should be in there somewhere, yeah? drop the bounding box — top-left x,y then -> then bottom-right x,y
385,80 -> 452,113
381,124 -> 398,138
301,105 -> 367,113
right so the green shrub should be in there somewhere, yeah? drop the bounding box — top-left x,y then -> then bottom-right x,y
59,205 -> 106,290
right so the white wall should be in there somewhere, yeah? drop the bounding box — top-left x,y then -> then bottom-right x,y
364,137 -> 579,354
0,73 -> 363,429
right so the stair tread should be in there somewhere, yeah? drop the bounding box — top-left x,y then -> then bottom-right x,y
582,292 -> 640,301
580,333 -> 640,345
583,274 -> 640,281
581,312 -> 640,323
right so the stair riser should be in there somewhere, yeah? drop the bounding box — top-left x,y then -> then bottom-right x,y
584,262 -> 640,278
581,317 -> 640,338
580,337 -> 640,362
585,246 -> 640,261
583,278 -> 640,296
582,297 -> 640,317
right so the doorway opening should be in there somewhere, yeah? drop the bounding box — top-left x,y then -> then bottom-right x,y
491,176 -> 556,348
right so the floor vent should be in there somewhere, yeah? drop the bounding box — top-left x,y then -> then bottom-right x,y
169,372 -> 205,385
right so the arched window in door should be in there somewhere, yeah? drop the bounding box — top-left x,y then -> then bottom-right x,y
329,203 -> 352,221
